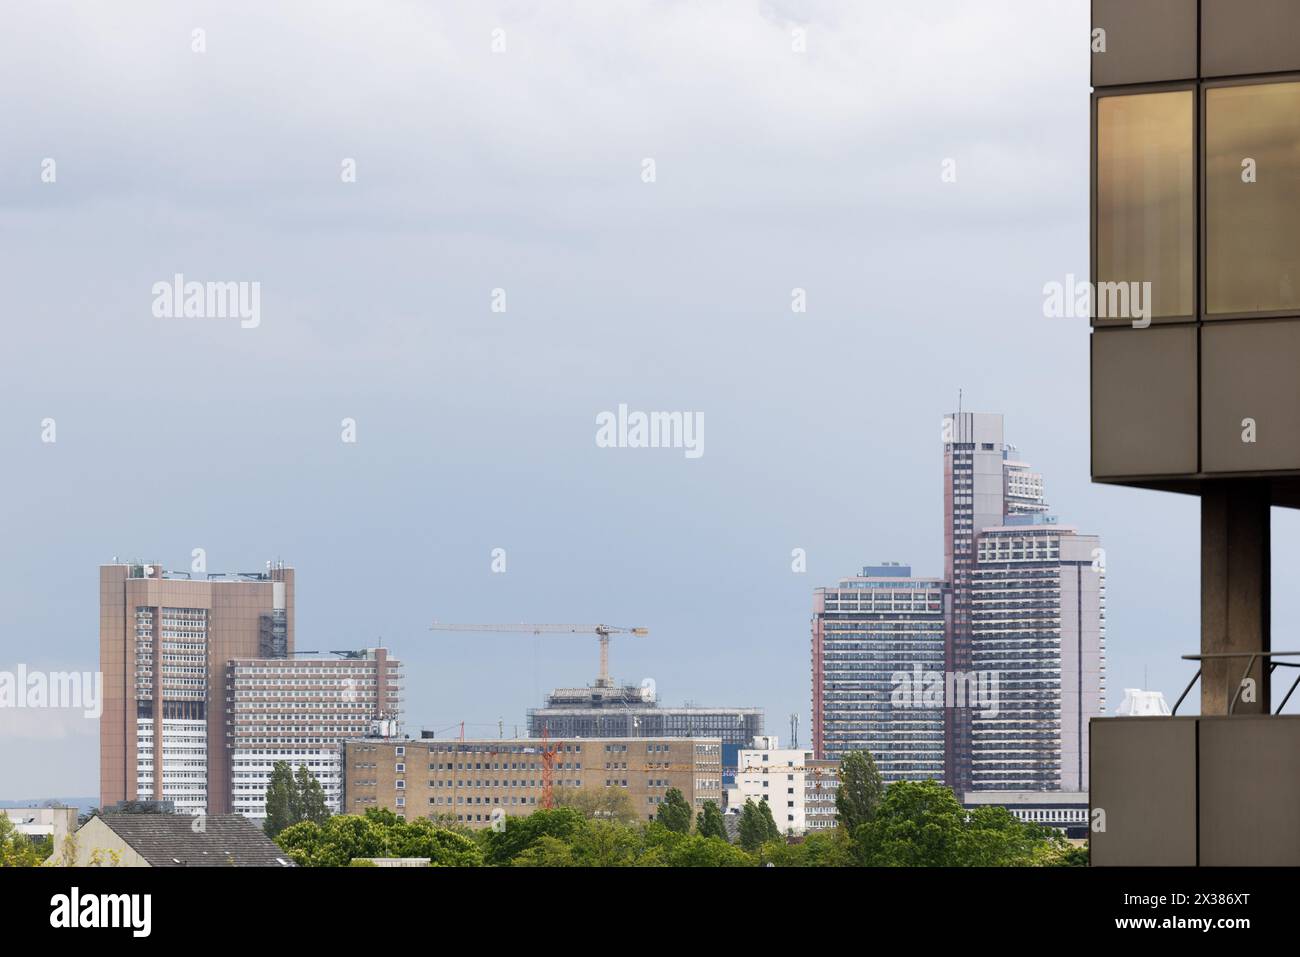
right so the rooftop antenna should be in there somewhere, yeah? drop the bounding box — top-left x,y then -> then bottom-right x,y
958,388 -> 963,417
790,713 -> 799,750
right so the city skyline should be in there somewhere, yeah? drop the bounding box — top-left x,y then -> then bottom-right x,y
12,409 -> 1113,800
812,411 -> 1105,796
2,0 -> 1295,935
9,1 -> 1293,802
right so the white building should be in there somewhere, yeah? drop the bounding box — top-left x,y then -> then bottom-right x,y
1114,688 -> 1171,716
2,806 -> 77,843
726,736 -> 839,835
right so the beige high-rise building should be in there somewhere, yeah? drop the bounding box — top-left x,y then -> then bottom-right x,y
99,561 -> 294,814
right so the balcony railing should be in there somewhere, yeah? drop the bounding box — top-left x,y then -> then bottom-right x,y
1171,650 -> 1300,715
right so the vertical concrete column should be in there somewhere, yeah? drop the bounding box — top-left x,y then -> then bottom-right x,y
1201,482 -> 1271,714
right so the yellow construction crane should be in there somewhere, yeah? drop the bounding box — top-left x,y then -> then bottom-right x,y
428,622 -> 649,688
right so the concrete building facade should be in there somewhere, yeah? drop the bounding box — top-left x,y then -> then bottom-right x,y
811,566 -> 948,783
342,737 -> 724,827
970,521 -> 1106,792
1088,0 -> 1300,865
226,649 -> 402,819
726,736 -> 839,835
527,686 -> 762,746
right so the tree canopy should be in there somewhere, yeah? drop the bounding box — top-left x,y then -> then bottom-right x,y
276,807 -> 482,867
835,751 -> 884,833
655,787 -> 693,833
264,760 -> 332,838
0,814 -> 50,867
268,778 -> 1083,869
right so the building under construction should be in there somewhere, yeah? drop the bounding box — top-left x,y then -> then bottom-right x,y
428,620 -> 764,767
526,686 -> 763,745
526,685 -> 763,789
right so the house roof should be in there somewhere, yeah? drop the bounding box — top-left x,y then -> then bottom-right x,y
94,813 -> 295,867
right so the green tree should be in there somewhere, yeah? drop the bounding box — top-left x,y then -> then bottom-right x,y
0,814 -> 45,867
738,799 -> 774,852
695,800 -> 727,841
852,779 -> 1066,867
640,820 -> 754,867
762,828 -> 855,867
511,835 -> 579,867
481,806 -> 586,866
835,751 -> 884,833
564,819 -> 644,867
958,805 -> 1063,867
663,833 -> 754,867
383,815 -> 483,866
1049,842 -> 1090,867
757,797 -> 781,842
553,785 -> 636,823
294,765 -> 331,826
853,779 -> 965,866
274,808 -> 483,867
655,787 -> 693,833
263,761 -> 296,838
276,816 -> 381,867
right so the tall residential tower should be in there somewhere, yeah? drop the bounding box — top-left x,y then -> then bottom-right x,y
811,413 -> 1106,800
970,519 -> 1105,792
943,413 -> 1013,791
811,565 -> 948,782
99,561 -> 294,814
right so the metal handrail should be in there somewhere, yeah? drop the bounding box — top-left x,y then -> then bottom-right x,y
1172,651 -> 1300,716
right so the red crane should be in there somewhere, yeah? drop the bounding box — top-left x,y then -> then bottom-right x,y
540,725 -> 563,809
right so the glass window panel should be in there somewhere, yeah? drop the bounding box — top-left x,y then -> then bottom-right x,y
1206,82 -> 1300,317
1096,91 -> 1194,320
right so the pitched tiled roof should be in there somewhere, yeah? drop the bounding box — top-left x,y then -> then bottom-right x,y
96,813 -> 295,867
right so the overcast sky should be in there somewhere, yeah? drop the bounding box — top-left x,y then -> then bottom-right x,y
6,0 -> 1296,799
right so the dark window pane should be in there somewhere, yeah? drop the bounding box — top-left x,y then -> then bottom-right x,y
1096,91 -> 1194,320
1206,82 -> 1300,317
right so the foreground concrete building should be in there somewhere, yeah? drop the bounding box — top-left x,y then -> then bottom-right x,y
1089,0 -> 1300,864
